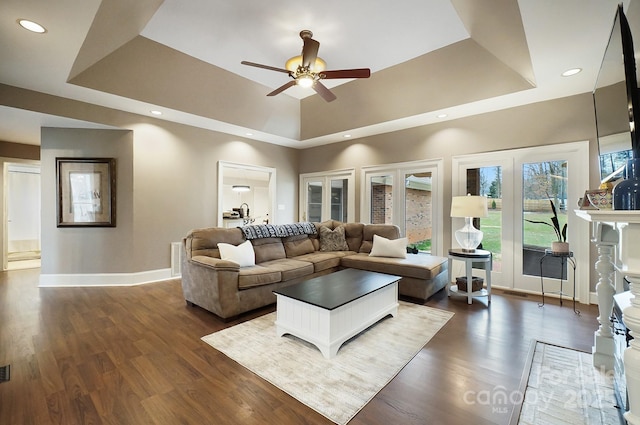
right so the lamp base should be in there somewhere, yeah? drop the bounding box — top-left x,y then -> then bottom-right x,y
455,217 -> 484,252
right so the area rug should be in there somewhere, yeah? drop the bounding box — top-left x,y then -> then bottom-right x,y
513,341 -> 620,425
201,301 -> 453,425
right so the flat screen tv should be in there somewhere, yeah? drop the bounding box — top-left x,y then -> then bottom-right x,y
593,4 -> 640,180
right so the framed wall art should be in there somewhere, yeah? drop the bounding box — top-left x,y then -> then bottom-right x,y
56,157 -> 116,227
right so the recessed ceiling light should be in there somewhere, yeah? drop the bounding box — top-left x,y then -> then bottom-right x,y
245,132 -> 253,136
17,19 -> 46,33
561,68 -> 582,77
437,114 -> 448,118
150,110 -> 162,116
344,134 -> 351,138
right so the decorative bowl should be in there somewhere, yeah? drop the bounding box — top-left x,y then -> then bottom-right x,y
586,189 -> 612,210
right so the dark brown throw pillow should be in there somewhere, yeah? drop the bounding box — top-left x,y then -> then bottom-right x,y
318,225 -> 350,251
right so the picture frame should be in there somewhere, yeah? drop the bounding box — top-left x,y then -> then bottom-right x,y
56,157 -> 116,227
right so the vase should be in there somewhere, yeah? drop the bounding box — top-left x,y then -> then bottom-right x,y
613,158 -> 640,210
552,241 -> 569,253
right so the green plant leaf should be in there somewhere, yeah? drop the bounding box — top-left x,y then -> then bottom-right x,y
525,197 -> 566,242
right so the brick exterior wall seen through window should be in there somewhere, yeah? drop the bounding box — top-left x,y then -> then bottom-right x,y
371,184 -> 433,244
405,188 -> 432,244
371,184 -> 393,224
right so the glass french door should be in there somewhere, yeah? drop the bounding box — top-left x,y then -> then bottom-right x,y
513,148 -> 588,296
300,170 -> 355,223
521,160 -> 569,284
362,159 -> 444,255
453,142 -> 590,301
404,171 -> 434,253
453,157 -> 512,287
465,165 -> 504,273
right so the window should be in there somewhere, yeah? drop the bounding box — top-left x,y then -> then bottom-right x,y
466,166 -> 503,271
362,159 -> 443,255
300,170 -> 355,223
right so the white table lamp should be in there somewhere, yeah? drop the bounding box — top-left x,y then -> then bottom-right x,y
451,194 -> 489,252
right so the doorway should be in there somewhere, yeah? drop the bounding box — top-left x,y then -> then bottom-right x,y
452,141 -> 590,302
217,161 -> 276,227
4,162 -> 41,270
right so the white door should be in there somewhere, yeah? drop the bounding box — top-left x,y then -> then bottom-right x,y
453,142 -> 590,301
5,163 -> 41,269
452,157 -> 513,287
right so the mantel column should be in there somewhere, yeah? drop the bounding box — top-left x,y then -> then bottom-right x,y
575,210 -> 640,423
593,242 -> 616,368
624,273 -> 640,424
620,222 -> 640,424
591,222 -> 618,369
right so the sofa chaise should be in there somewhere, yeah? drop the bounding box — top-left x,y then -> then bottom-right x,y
181,220 -> 448,320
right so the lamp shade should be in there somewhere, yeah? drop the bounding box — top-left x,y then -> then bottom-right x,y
450,195 -> 489,218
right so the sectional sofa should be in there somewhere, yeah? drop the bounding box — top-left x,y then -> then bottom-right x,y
181,220 -> 448,320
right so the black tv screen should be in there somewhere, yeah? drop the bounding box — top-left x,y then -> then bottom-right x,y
593,4 -> 640,179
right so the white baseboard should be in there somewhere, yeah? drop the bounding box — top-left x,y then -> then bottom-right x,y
590,291 -> 598,305
38,268 -> 179,287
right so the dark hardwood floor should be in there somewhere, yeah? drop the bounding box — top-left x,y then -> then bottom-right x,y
0,268 -> 600,424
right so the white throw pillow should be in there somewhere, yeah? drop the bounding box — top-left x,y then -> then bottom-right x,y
218,240 -> 255,267
369,234 -> 407,258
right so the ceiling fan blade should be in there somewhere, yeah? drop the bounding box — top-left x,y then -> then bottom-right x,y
320,68 -> 371,79
267,80 -> 297,96
241,61 -> 290,74
312,81 -> 337,102
302,38 -> 320,68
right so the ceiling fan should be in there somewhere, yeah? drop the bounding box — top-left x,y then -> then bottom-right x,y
241,30 -> 371,102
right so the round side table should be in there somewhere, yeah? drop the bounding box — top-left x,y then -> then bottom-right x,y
447,248 -> 492,305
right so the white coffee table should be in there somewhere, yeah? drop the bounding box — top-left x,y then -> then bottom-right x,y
273,268 -> 400,359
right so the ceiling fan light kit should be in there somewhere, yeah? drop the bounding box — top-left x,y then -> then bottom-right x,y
297,75 -> 314,88
241,30 -> 370,102
285,55 -> 326,73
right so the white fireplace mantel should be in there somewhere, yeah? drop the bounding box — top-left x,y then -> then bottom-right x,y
576,209 -> 640,424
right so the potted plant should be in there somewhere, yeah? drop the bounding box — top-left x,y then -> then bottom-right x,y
525,197 -> 568,253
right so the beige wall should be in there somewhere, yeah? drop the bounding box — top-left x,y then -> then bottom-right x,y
41,128 -> 136,274
2,84 -> 601,285
2,85 -> 301,275
0,141 -> 39,160
298,92 -> 600,255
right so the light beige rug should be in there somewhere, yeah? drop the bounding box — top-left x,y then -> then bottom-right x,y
201,301 -> 453,425
516,341 -> 620,425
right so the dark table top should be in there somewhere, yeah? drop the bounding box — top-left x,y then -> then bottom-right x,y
273,268 -> 401,310
448,248 -> 491,259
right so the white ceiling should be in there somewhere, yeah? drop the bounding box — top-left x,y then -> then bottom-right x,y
0,0 -> 632,148
141,0 -> 470,98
